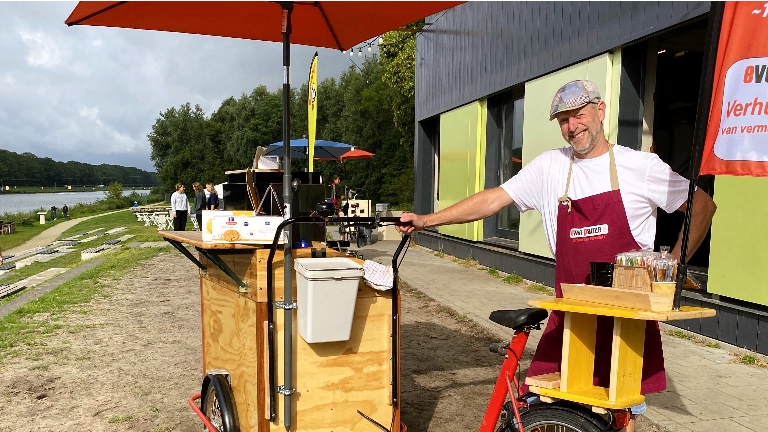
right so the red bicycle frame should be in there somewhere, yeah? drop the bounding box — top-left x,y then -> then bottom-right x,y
479,329 -> 530,432
188,393 -> 222,432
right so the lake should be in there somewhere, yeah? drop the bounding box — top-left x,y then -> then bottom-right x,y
0,190 -> 151,214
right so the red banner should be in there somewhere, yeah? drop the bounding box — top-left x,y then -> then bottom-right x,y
700,2 -> 768,176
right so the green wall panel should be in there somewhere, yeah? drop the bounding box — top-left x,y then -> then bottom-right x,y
518,53 -> 618,258
438,101 -> 486,240
707,176 -> 768,305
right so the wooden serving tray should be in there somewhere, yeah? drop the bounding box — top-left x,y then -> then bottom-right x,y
561,283 -> 673,312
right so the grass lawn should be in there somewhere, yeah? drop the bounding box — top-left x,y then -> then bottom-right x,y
0,209 -> 187,304
0,246 -> 169,361
0,219 -> 65,251
0,206 -> 190,361
59,209 -> 195,242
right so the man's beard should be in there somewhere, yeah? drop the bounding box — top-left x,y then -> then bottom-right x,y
569,126 -> 600,156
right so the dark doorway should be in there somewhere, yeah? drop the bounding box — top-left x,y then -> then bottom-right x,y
651,18 -> 714,268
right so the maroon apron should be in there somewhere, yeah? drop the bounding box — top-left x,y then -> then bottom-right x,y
522,145 -> 666,395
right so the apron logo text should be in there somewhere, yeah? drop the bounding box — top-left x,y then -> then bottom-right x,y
570,224 -> 609,241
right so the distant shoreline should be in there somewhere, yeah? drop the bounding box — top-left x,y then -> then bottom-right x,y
0,187 -> 155,195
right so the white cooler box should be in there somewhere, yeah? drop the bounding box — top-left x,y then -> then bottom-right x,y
294,258 -> 364,343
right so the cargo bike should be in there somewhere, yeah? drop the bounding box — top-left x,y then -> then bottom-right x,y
160,212 -> 410,432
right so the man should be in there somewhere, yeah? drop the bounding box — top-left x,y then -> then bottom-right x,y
329,175 -> 346,216
206,183 -> 219,210
170,183 -> 189,231
62,204 -> 69,221
50,205 -> 57,221
397,80 -> 716,431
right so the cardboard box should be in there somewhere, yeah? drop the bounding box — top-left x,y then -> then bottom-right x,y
202,210 -> 285,244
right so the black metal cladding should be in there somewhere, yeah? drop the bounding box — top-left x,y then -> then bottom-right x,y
415,1 -> 710,121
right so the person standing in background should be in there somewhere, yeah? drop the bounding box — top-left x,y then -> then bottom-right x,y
170,183 -> 189,231
192,182 -> 206,231
62,204 -> 69,221
206,183 -> 219,210
50,205 -> 57,221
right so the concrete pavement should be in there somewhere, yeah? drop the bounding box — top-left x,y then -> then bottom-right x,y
361,239 -> 768,432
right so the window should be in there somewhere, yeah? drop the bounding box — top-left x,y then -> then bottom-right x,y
485,87 -> 524,242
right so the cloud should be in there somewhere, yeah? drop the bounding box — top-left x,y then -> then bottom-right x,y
78,106 -> 98,121
18,29 -> 65,68
0,2 -> 361,171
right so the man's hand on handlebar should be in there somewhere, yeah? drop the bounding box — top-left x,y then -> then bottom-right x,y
396,212 -> 425,235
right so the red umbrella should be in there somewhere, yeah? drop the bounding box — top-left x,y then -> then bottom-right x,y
64,3 -> 462,429
340,148 -> 375,162
64,2 -> 459,50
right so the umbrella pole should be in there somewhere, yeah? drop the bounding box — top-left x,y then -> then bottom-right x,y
280,2 -> 294,431
673,1 -> 724,310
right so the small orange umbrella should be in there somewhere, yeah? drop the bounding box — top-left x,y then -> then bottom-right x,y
340,148 -> 375,161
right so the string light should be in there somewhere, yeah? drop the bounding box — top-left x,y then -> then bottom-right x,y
343,31 -> 418,56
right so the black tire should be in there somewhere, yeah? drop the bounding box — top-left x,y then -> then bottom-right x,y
201,374 -> 239,432
497,402 -> 611,432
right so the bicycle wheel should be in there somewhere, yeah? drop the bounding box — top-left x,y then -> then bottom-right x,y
201,374 -> 239,432
498,402 -> 611,432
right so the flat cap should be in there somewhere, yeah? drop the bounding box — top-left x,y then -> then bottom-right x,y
549,80 -> 601,120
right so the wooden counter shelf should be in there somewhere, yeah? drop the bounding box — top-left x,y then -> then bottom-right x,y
157,230 -> 400,432
159,230 -> 264,250
525,296 -> 716,410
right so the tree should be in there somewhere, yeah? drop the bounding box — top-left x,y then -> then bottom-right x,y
380,22 -> 422,152
147,51 -> 418,209
148,103 -> 219,196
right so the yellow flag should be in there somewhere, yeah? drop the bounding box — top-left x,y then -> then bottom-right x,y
307,52 -> 318,172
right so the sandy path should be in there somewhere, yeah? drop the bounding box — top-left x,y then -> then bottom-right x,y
0,251 -> 660,432
0,252 -> 201,432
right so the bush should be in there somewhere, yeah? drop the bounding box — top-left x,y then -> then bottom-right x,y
146,186 -> 166,204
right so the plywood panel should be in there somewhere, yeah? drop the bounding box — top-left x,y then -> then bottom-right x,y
271,293 -> 395,431
608,318 -> 645,403
200,252 -> 260,302
561,312 -> 597,393
202,279 -> 260,432
199,248 -> 397,431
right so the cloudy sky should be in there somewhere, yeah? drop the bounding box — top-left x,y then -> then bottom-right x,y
0,2 -> 359,171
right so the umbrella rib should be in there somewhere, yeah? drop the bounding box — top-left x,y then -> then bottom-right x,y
315,3 -> 343,51
67,1 -> 128,26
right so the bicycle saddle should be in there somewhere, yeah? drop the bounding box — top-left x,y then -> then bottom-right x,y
489,308 -> 548,330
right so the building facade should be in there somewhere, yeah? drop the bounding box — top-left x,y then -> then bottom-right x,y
413,2 -> 768,354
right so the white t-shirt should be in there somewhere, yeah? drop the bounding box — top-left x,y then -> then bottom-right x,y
500,145 -> 690,257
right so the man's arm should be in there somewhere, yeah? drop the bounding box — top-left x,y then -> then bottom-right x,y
671,188 -> 716,261
170,193 -> 177,217
397,187 -> 515,235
